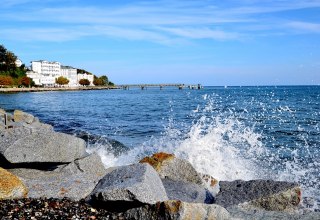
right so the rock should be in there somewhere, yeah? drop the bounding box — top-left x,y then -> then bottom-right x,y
23,121 -> 53,133
0,128 -> 86,163
0,167 -> 28,199
88,163 -> 168,212
9,153 -> 107,200
13,110 -> 35,124
140,152 -> 203,185
215,179 -> 301,212
201,174 -> 220,196
162,179 -> 214,204
227,205 -> 320,220
123,200 -> 231,220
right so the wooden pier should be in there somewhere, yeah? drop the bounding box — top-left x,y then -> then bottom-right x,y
118,84 -> 202,90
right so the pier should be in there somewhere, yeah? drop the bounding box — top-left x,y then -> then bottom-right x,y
118,84 -> 202,90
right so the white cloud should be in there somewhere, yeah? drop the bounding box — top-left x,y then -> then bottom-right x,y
157,27 -> 240,40
1,0 -> 320,43
287,21 -> 320,33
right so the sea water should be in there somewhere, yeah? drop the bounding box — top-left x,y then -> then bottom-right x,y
0,86 -> 319,210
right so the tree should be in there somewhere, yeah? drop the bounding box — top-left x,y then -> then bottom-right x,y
55,76 -> 69,85
93,75 -> 108,86
0,75 -> 13,86
79,78 -> 90,86
20,76 -> 34,87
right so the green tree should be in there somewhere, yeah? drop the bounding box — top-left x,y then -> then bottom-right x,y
55,76 -> 69,85
93,75 -> 108,86
79,78 -> 90,86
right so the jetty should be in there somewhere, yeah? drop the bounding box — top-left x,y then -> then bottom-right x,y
118,84 -> 202,90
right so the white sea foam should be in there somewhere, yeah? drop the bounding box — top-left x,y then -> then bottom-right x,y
89,93 -> 319,209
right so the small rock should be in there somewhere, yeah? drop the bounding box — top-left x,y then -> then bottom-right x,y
201,173 -> 220,195
13,110 -> 35,124
0,167 -> 28,199
123,200 -> 231,220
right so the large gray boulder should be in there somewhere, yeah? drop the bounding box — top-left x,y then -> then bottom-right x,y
0,127 -> 86,163
162,179 -> 214,204
215,179 -> 301,212
140,152 -> 203,185
123,200 -> 231,220
9,153 -> 107,200
88,163 -> 168,212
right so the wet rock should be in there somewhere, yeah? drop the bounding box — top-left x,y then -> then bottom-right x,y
200,173 -> 220,195
13,110 -> 35,124
215,179 -> 301,212
123,200 -> 231,220
162,179 -> 214,204
9,153 -> 107,200
140,152 -> 203,185
0,167 -> 28,199
88,163 -> 168,212
0,128 -> 86,163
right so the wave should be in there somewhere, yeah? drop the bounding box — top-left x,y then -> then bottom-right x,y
86,93 -> 319,210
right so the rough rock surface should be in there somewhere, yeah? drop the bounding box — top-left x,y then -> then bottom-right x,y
140,152 -> 203,185
88,163 -> 168,211
215,179 -> 301,212
227,205 -> 320,220
1,128 -> 86,163
0,167 -> 28,199
162,179 -> 214,204
13,110 -> 35,124
124,200 -> 231,220
9,153 -> 106,200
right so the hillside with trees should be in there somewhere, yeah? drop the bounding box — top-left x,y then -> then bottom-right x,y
0,44 -> 33,87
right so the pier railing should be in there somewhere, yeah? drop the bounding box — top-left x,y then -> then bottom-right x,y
117,84 -> 202,90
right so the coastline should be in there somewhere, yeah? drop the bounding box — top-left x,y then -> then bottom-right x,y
0,86 -> 119,93
1,109 -> 319,219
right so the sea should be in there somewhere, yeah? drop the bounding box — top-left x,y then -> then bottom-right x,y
0,86 -> 319,210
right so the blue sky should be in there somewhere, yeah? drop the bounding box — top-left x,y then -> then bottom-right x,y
0,0 -> 320,85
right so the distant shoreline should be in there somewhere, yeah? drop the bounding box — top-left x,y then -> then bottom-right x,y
0,86 -> 119,93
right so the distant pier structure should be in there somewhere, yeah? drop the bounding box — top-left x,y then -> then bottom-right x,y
118,84 -> 202,90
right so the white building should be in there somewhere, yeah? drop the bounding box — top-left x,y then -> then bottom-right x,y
26,71 -> 41,86
61,66 -> 78,87
31,60 -> 61,86
15,59 -> 22,67
78,73 -> 94,86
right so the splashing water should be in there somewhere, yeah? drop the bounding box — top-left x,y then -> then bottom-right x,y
88,92 -> 319,210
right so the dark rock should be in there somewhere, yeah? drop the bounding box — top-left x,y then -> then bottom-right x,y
88,163 -> 168,212
162,179 -> 214,204
215,179 -> 301,212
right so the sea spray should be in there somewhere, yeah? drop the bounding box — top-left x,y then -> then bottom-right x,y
86,91 -> 319,211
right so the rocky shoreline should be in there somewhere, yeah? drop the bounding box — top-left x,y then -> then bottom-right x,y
0,109 -> 319,219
